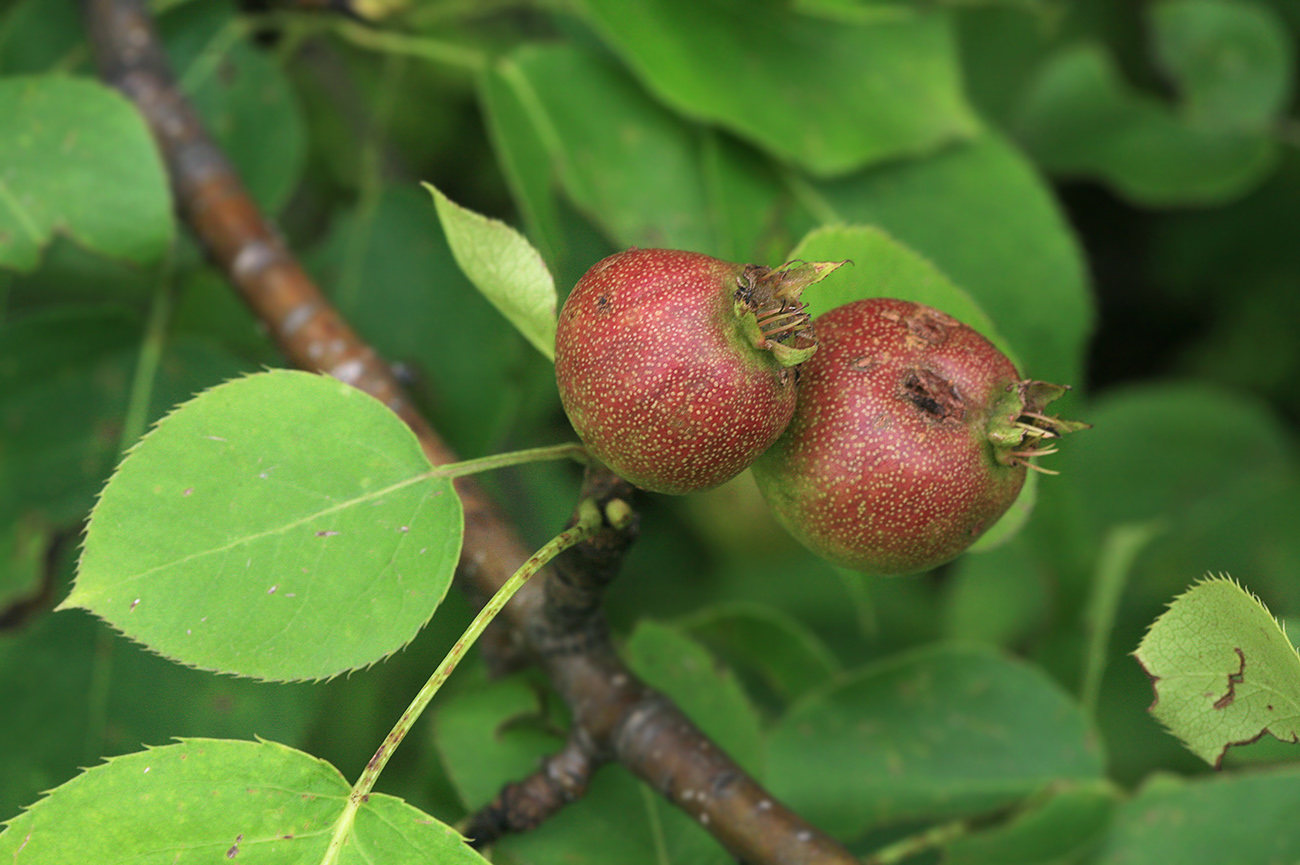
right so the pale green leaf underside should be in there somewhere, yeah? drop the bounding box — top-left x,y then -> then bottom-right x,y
64,370 -> 462,682
1135,575 -> 1300,766
0,739 -> 488,864
0,75 -> 174,272
426,182 -> 558,361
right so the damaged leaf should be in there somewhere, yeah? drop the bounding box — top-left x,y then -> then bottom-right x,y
1135,575 -> 1300,766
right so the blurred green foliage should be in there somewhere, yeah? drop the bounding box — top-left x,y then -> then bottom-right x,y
2,0 -> 1298,862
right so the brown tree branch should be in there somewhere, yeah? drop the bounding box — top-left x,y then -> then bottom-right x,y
79,3 -> 859,862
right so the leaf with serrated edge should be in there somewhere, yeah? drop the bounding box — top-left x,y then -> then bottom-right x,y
1135,575 -> 1300,767
426,182 -> 558,361
0,738 -> 488,864
63,370 -> 462,682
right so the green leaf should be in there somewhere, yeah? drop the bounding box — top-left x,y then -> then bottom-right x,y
1015,44 -> 1275,206
1135,576 -> 1300,767
677,601 -> 841,707
311,185 -> 556,458
1057,383 -> 1295,537
941,779 -> 1118,865
1091,767 -> 1300,864
0,739 -> 488,864
426,183 -> 558,361
806,132 -> 1092,387
625,621 -> 764,776
574,0 -> 977,176
0,75 -> 173,272
481,44 -> 800,264
63,370 -> 463,682
766,644 -> 1104,840
784,224 -> 1010,358
0,307 -> 138,525
1152,0 -> 1293,132
1014,0 -> 1295,209
0,604 -> 318,823
433,672 -> 565,812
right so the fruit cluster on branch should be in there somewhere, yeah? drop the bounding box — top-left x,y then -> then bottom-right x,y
556,251 -> 1087,577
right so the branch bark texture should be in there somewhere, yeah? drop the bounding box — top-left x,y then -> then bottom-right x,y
79,3 -> 858,862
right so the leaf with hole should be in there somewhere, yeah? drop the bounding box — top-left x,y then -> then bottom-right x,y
1135,575 -> 1300,767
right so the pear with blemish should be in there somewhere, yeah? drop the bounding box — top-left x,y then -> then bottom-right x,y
752,298 -> 1087,575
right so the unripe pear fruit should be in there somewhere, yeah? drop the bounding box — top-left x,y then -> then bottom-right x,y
555,248 -> 842,494
752,298 -> 1086,575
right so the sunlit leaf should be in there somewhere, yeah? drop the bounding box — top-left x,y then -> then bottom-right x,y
0,739 -> 488,864
64,370 -> 462,682
1135,575 -> 1300,767
427,183 -> 558,361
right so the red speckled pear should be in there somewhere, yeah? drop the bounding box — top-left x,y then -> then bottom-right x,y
752,298 -> 1086,575
555,248 -> 841,495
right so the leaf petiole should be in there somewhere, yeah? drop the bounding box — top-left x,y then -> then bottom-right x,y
428,441 -> 589,479
320,496 -> 606,863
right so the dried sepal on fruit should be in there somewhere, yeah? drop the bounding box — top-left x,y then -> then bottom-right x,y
752,298 -> 1087,575
554,248 -> 843,495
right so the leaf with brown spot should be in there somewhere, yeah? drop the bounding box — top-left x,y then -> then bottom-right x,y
1135,575 -> 1300,767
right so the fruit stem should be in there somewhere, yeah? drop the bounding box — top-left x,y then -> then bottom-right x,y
321,497 -> 606,863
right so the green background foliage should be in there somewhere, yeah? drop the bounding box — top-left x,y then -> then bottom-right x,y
2,0 -> 1299,862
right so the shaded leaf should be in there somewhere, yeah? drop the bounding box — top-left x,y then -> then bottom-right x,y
574,0 -> 977,176
427,183 -> 558,361
311,185 -> 554,458
65,370 -> 462,682
433,672 -> 565,812
807,132 -> 1092,387
1015,44 -> 1275,205
1091,767 -> 1300,865
0,75 -> 173,272
1015,0 -> 1292,206
677,601 -> 840,707
625,620 -> 764,776
766,644 -> 1103,839
480,44 -> 799,264
0,739 -> 487,864
942,779 -> 1118,865
1152,0 -> 1293,131
1135,576 -> 1300,767
0,603 -> 318,823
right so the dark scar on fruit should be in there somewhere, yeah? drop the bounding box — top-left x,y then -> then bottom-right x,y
902,369 -> 964,421
596,295 -> 610,312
